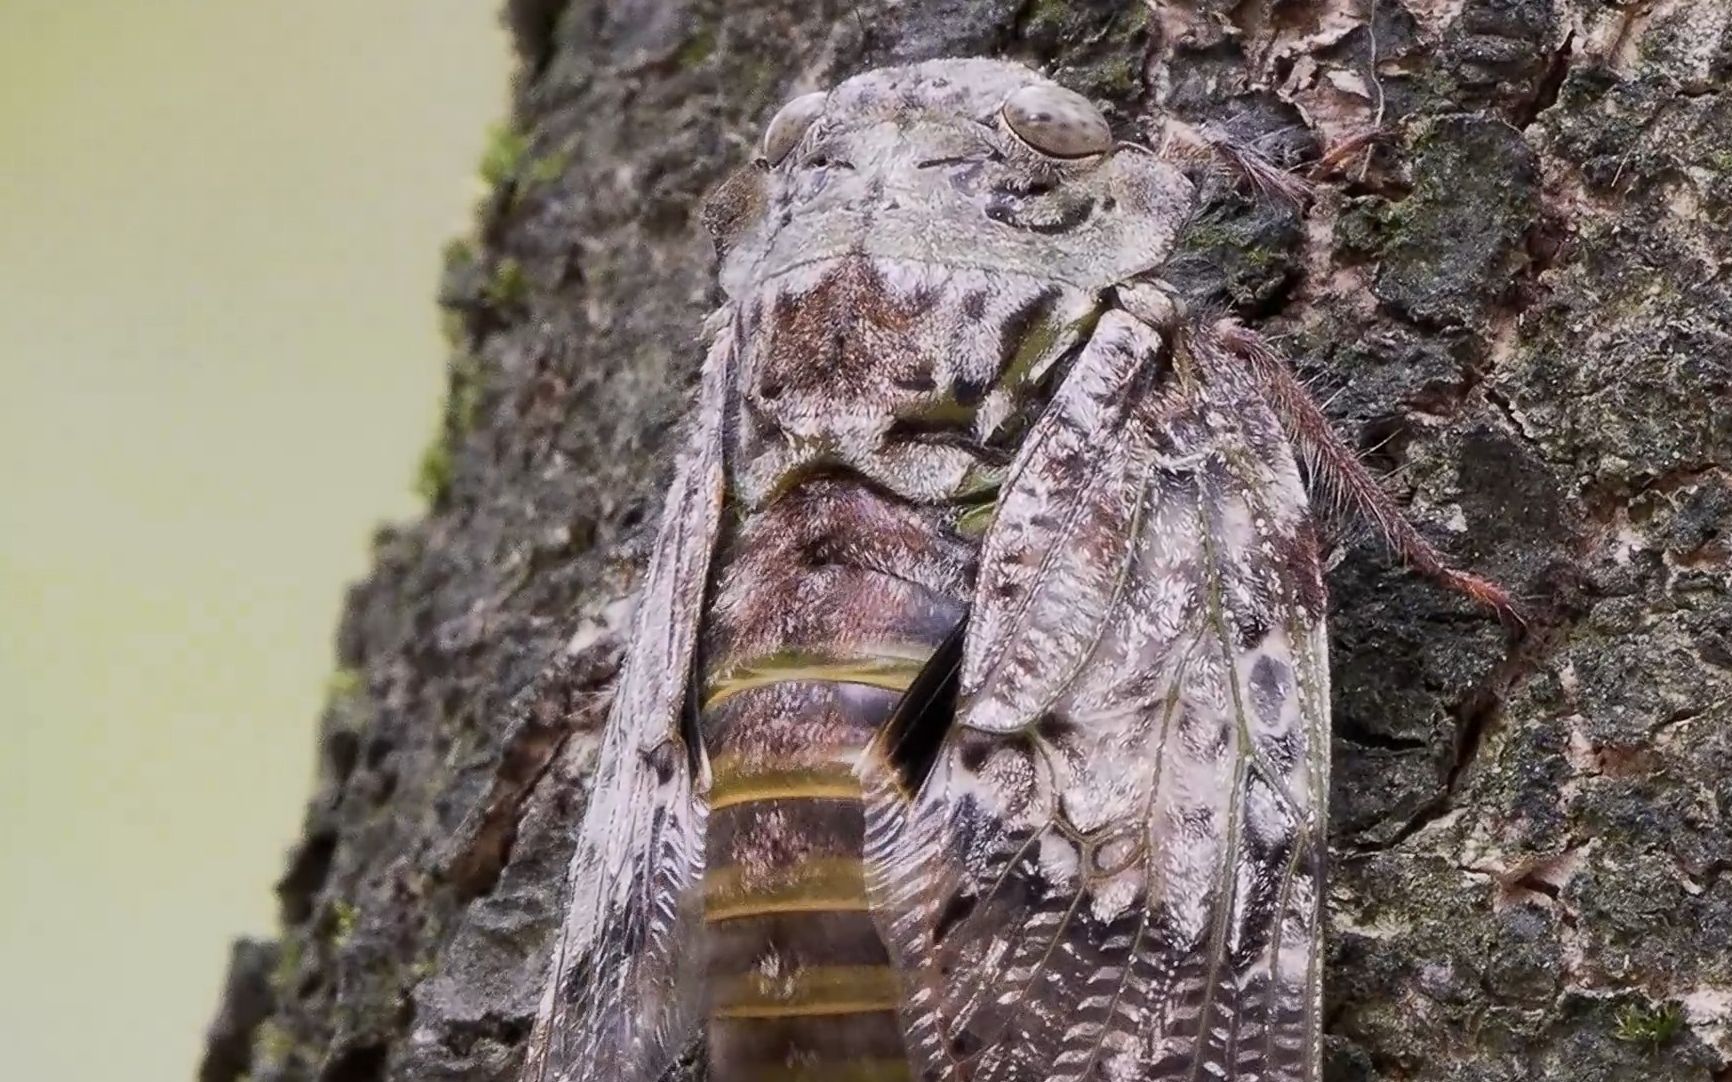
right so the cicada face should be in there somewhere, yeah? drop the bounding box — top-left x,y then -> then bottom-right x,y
709,59 -> 1196,299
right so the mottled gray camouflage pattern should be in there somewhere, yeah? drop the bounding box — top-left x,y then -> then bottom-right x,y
522,57 -> 1484,1082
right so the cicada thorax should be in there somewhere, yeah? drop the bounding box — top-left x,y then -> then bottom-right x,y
693,254 -> 1097,1082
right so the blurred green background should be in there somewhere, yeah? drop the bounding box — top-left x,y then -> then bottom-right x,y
0,4 -> 509,1079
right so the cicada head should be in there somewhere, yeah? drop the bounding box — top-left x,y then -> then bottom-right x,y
705,59 -> 1197,299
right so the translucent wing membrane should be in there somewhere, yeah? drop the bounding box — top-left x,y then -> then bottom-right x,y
863,312 -> 1329,1082
521,331 -> 734,1082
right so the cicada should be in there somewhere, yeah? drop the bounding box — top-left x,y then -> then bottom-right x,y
522,58 -> 1515,1082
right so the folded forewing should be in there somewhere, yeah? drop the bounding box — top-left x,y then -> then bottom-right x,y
521,330 -> 734,1082
864,313 -> 1329,1082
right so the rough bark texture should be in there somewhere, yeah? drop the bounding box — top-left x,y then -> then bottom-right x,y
201,2 -> 1732,1080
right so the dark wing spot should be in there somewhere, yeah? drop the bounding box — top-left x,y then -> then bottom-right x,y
1178,707 -> 1230,757
1035,711 -> 1076,743
1249,655 -> 1291,730
643,741 -> 682,785
1178,802 -> 1216,835
1263,729 -> 1302,773
934,891 -> 979,944
957,732 -> 994,773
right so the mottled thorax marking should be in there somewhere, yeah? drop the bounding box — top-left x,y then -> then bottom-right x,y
762,258 -> 937,400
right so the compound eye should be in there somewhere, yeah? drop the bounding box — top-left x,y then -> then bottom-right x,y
761,91 -> 828,165
1001,84 -> 1112,159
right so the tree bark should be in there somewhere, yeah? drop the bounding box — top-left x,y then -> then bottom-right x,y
201,2 -> 1732,1080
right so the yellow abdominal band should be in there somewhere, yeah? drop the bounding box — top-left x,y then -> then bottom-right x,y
707,752 -> 864,810
712,964 -> 902,1019
703,858 -> 870,922
702,646 -> 931,711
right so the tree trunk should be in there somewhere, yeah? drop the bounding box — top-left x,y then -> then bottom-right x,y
199,2 -> 1732,1080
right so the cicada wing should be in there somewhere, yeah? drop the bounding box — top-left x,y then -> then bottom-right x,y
863,313 -> 1329,1082
521,331 -> 734,1082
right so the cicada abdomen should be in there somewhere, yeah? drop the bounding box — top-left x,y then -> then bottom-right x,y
695,489 -> 960,1082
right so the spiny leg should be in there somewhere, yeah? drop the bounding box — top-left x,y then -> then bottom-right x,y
1212,319 -> 1528,632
